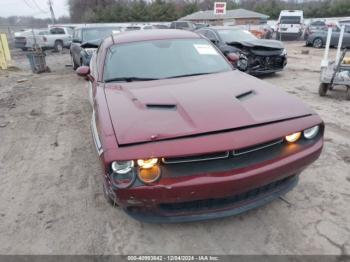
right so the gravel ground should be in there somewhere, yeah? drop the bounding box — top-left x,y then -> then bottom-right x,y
0,43 -> 349,255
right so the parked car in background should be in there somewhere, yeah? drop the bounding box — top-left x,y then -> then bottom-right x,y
303,20 -> 327,40
306,25 -> 350,48
14,27 -> 72,51
276,10 -> 304,39
70,26 -> 122,68
14,29 -> 48,51
194,23 -> 209,29
125,24 -> 166,31
233,24 -> 273,39
196,26 -> 287,75
41,27 -> 73,51
152,24 -> 169,29
170,21 -> 196,31
76,29 -> 324,223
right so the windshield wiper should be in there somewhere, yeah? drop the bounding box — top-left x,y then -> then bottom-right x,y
104,77 -> 159,83
164,72 -> 214,79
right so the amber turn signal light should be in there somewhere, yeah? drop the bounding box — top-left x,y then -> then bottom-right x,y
285,132 -> 301,143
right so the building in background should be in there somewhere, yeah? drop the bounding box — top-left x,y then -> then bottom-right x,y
179,8 -> 269,26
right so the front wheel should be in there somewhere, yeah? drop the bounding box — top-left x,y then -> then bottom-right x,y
103,183 -> 118,207
319,83 -> 329,96
346,86 -> 350,101
313,38 -> 323,48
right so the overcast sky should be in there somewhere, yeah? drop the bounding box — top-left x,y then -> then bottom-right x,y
0,0 -> 69,18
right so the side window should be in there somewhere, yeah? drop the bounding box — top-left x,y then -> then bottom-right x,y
50,27 -> 65,34
56,28 -> 65,34
73,29 -> 82,42
179,22 -> 188,29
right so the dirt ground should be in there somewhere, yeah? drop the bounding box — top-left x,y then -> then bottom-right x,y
0,43 -> 349,255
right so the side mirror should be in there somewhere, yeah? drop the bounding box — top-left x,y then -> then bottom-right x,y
226,53 -> 239,64
76,66 -> 90,77
210,39 -> 218,45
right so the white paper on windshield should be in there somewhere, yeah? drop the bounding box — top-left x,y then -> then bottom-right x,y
194,44 -> 218,55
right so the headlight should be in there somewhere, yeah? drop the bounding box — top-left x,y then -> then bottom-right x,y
285,132 -> 301,143
110,161 -> 136,189
112,160 -> 134,174
137,158 -> 158,169
137,158 -> 161,184
303,125 -> 320,139
237,54 -> 248,71
282,48 -> 287,56
138,166 -> 161,184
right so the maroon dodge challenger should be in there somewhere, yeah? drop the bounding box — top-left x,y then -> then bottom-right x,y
76,30 -> 324,223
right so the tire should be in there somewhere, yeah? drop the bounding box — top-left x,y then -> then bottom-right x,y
54,40 -> 63,52
313,38 -> 323,48
103,182 -> 118,207
319,83 -> 329,96
346,87 -> 350,101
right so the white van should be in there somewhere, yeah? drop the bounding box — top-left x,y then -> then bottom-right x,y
277,10 -> 304,39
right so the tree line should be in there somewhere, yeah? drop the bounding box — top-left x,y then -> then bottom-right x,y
67,0 -> 350,23
2,0 -> 350,27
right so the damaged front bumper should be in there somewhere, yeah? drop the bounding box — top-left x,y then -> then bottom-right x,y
247,55 -> 287,75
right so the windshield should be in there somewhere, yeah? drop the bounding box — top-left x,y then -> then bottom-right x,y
104,39 -> 231,81
217,29 -> 256,43
82,27 -> 119,42
280,16 -> 301,24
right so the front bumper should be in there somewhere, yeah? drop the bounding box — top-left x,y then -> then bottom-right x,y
126,175 -> 299,223
106,136 -> 323,223
248,55 -> 287,75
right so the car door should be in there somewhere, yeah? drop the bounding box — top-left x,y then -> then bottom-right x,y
342,26 -> 350,47
50,27 -> 66,43
330,27 -> 341,46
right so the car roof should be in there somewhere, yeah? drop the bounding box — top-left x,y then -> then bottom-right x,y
108,29 -> 201,45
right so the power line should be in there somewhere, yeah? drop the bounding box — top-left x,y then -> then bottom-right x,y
22,0 -> 34,9
30,0 -> 48,13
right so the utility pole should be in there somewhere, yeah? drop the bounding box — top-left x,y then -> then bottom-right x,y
48,0 -> 56,24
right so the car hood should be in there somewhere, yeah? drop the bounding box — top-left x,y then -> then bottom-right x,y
104,71 -> 313,145
229,39 -> 284,49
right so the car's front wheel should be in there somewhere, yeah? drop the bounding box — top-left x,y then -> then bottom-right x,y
319,83 -> 329,96
103,182 -> 118,207
346,86 -> 350,101
313,38 -> 323,48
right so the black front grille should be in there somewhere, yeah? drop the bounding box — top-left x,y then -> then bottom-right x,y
162,139 -> 282,165
162,151 -> 229,164
158,175 -> 296,214
233,139 -> 283,156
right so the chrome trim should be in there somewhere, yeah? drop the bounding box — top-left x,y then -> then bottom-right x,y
91,110 -> 103,156
162,151 -> 229,164
233,139 -> 283,156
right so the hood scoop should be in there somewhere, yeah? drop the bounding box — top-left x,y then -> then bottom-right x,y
146,104 -> 177,110
236,90 -> 255,101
